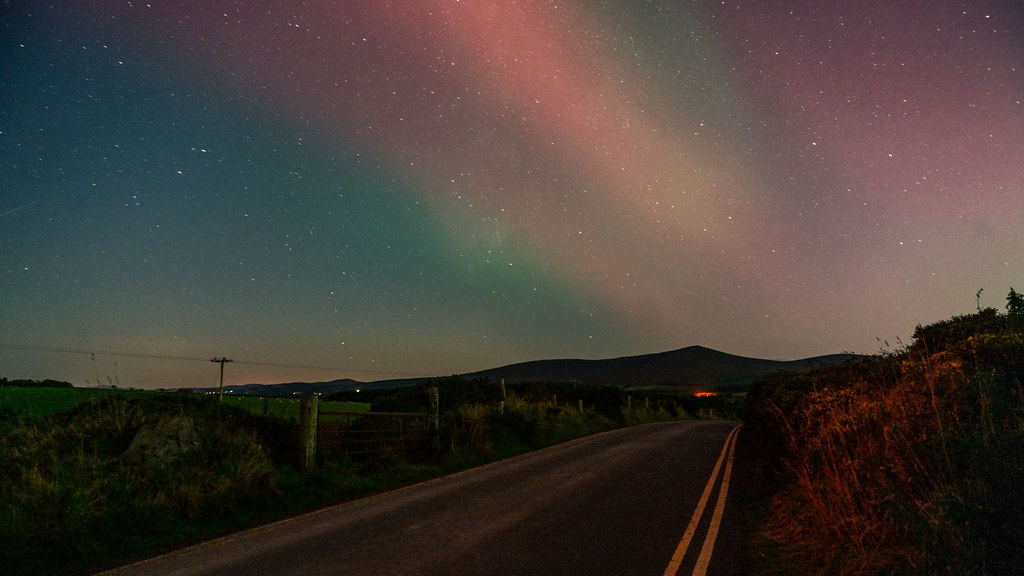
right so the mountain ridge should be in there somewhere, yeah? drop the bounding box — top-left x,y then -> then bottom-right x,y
192,345 -> 859,397
459,345 -> 856,390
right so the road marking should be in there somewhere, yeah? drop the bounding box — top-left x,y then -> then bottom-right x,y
692,424 -> 739,576
663,424 -> 741,576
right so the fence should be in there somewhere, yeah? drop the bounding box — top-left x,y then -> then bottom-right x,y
298,391 -> 438,471
317,410 -> 431,458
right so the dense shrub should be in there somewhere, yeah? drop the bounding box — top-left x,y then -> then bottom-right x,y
744,306 -> 1024,575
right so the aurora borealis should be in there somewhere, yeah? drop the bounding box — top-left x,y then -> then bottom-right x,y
2,1 -> 1023,389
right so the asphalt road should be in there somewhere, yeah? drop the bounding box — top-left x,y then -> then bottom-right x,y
99,420 -> 741,576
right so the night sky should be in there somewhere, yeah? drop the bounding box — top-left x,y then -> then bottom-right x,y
2,1 -> 1022,390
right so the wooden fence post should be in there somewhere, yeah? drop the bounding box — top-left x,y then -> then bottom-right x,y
299,393 -> 318,471
427,386 -> 440,454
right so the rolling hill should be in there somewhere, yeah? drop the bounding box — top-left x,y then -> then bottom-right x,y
192,346 -> 858,396
460,345 -> 856,390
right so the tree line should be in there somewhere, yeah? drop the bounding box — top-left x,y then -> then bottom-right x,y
0,378 -> 73,388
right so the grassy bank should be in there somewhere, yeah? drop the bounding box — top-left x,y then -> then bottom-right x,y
741,304 -> 1024,575
0,380 -> 702,575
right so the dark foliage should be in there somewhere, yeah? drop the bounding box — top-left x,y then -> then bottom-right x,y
0,378 -> 73,388
910,306 -> 1003,353
1008,287 -> 1024,328
743,298 -> 1024,575
368,376 -> 501,414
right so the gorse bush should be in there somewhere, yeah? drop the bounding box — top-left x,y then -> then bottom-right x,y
744,299 -> 1024,575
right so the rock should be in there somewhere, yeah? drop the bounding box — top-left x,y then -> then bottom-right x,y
124,416 -> 201,469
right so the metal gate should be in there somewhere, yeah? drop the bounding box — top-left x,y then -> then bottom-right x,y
316,410 -> 431,458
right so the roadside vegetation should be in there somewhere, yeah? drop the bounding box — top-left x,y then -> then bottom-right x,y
0,377 -> 720,575
741,290 -> 1024,575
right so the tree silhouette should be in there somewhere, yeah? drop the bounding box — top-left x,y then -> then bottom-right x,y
1007,288 -> 1024,324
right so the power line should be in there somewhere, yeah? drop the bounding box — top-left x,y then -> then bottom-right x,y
0,343 -> 209,362
231,358 -> 424,377
0,343 -> 429,378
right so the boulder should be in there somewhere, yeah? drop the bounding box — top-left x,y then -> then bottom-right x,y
124,416 -> 201,469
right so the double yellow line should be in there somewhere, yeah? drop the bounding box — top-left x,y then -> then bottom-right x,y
663,424 -> 742,576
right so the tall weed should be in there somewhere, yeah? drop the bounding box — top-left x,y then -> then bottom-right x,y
744,310 -> 1024,574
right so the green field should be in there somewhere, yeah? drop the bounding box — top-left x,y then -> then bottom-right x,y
0,387 -> 151,417
0,387 -> 369,418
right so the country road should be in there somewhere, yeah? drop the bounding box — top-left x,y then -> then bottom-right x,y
99,421 -> 741,576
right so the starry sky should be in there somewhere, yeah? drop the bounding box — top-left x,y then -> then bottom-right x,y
2,1 -> 1023,390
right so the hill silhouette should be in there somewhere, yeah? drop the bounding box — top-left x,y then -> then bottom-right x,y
196,346 -> 857,396
459,345 -> 856,391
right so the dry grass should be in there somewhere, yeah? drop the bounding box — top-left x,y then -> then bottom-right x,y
743,308 -> 1024,575
0,394 -> 282,576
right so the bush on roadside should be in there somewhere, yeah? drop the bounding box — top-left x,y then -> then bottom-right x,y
743,303 -> 1024,575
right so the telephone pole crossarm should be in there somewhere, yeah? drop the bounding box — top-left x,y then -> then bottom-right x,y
211,357 -> 233,402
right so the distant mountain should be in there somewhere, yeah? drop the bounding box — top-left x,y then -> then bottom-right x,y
190,378 -> 367,397
189,346 -> 859,397
459,346 -> 856,391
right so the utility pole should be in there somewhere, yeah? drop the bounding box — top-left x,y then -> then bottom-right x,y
211,357 -> 232,402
